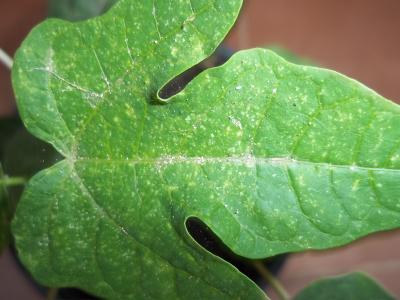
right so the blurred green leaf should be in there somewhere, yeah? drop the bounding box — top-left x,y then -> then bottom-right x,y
0,164 -> 10,253
48,0 -> 119,21
0,118 -> 24,253
0,120 -> 60,252
3,128 -> 60,179
3,128 -> 60,212
294,273 -> 396,300
0,118 -> 21,158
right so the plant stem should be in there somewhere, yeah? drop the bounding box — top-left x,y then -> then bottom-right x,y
0,48 -> 13,69
252,260 -> 290,300
46,288 -> 59,300
0,177 -> 26,187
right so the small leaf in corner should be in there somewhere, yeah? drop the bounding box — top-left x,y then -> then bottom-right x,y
294,272 -> 396,300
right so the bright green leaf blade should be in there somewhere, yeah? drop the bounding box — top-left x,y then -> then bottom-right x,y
11,0 -> 400,299
13,0 -> 243,157
13,0 -> 264,299
48,0 -> 118,21
294,272 -> 396,300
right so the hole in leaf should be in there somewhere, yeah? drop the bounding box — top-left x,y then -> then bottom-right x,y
185,217 -> 287,289
158,47 -> 233,100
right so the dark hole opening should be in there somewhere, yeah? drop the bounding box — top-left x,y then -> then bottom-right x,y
158,46 -> 234,100
186,217 -> 287,289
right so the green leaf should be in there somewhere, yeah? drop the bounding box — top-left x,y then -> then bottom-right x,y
294,272 -> 396,300
0,118 -> 21,158
0,163 -> 24,254
49,0 -> 119,21
11,0 -> 400,299
0,118 -> 23,253
0,164 -> 10,253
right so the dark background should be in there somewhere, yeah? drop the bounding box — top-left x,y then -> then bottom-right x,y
0,0 -> 399,299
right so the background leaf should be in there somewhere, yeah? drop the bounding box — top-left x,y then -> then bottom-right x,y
0,164 -> 10,253
294,272 -> 396,300
11,0 -> 400,299
0,117 -> 59,253
2,127 -> 60,212
0,118 -> 21,158
48,0 -> 118,21
0,118 -> 22,249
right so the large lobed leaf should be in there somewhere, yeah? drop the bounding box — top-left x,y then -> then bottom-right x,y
11,0 -> 400,299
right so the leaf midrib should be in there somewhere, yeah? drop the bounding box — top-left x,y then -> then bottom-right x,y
66,155 -> 400,172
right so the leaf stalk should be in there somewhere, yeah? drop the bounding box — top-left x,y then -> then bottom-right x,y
252,260 -> 290,300
0,48 -> 13,69
0,176 -> 26,187
46,288 -> 59,300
